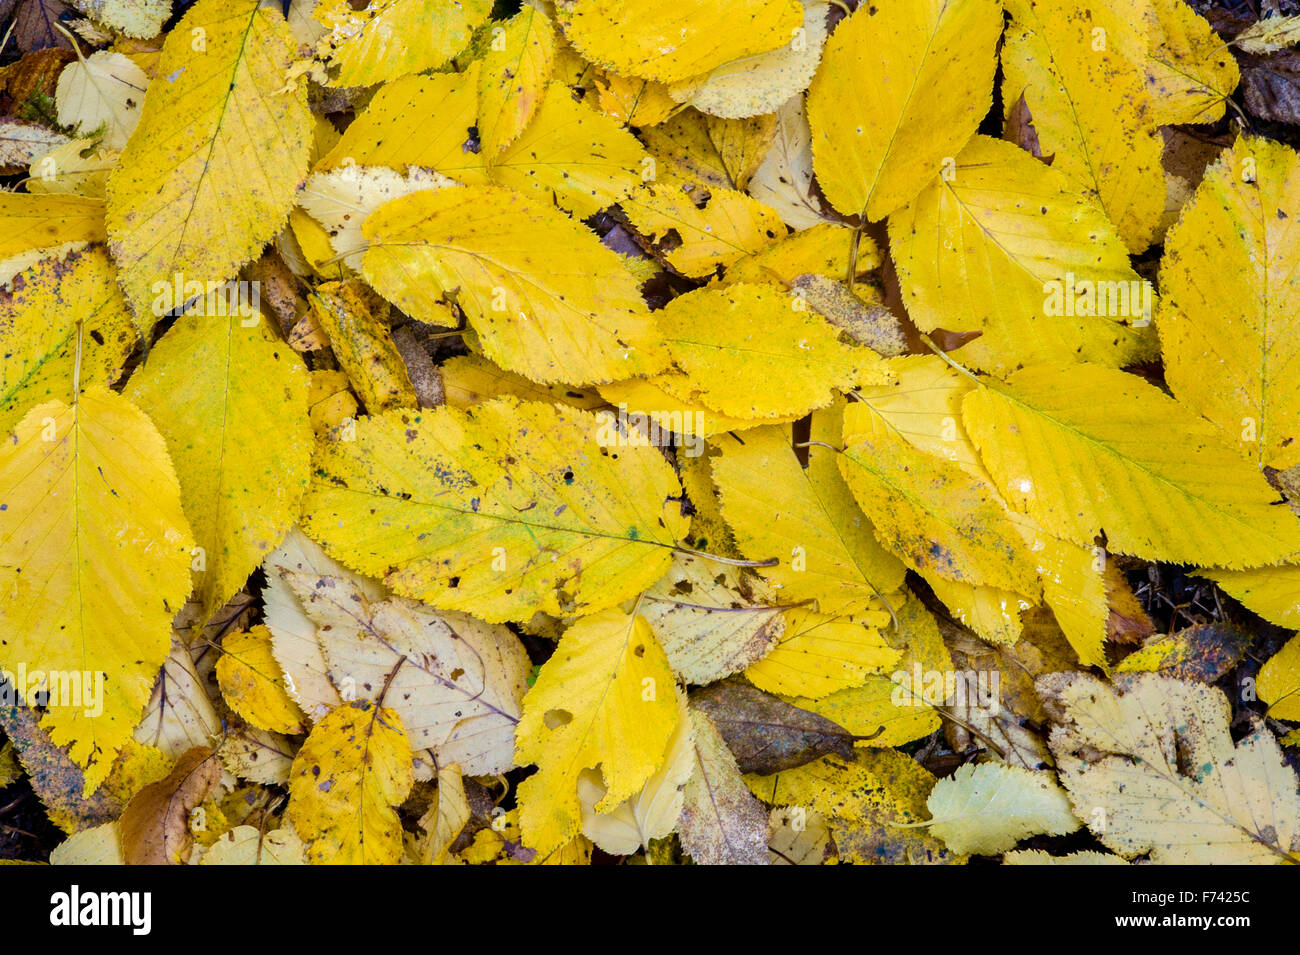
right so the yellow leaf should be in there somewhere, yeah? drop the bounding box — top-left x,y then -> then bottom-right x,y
441,353 -> 605,411
840,402 -> 1040,595
308,280 -> 417,413
312,0 -> 491,87
299,398 -> 689,622
578,690 -> 694,855
745,606 -> 898,699
50,822 -> 126,865
477,6 -> 555,156
488,81 -> 647,217
288,700 -> 414,864
889,135 -> 1157,375
0,247 -> 135,436
300,165 -> 455,273
962,363 -> 1300,568
0,194 -> 104,262
593,70 -> 677,127
515,610 -> 679,854
419,763 -> 471,865
317,64 -> 487,183
923,762 -> 1079,855
703,114 -> 777,192
1234,12 -> 1300,53
0,388 -> 193,792
557,0 -> 800,85
1133,0 -> 1239,124
641,111 -> 741,191
1202,564 -> 1300,629
746,750 -> 963,864
599,376 -> 793,439
1160,135 -> 1300,470
807,0 -> 1001,220
1001,0 -> 1163,251
711,418 -> 906,616
852,355 -> 979,472
791,594 -> 948,745
363,184 -> 667,384
216,625 -> 307,735
722,221 -> 878,285
105,0 -> 312,322
669,1 -> 829,120
126,311 -> 311,622
621,177 -> 784,278
654,283 -> 881,419
26,140 -> 118,198
199,826 -> 307,865
307,369 -> 358,438
1258,634 -> 1300,721
923,575 -> 1028,646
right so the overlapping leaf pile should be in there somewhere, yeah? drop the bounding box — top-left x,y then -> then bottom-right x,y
0,0 -> 1299,866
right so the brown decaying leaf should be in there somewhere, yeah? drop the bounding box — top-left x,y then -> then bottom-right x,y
0,704 -> 122,832
119,747 -> 221,865
688,680 -> 857,775
677,709 -> 770,865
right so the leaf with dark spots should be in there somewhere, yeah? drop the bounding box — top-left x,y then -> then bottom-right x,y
689,680 -> 859,775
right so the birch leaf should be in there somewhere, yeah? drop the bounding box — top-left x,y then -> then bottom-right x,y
840,402 -> 1040,595
126,311 -> 311,623
678,707 -> 771,864
312,0 -> 491,88
488,82 -> 647,217
807,0 -> 1002,220
1001,0 -> 1163,251
476,6 -> 555,156
362,185 -> 668,385
288,571 -> 529,776
671,1 -> 829,120
299,398 -> 688,622
1258,635 -> 1300,721
962,363 -> 1300,568
288,700 -> 414,865
0,247 -> 135,436
923,762 -> 1079,856
106,0 -> 312,323
654,283 -> 883,419
515,610 -> 680,855
1159,135 -> 1300,470
711,418 -> 906,616
888,135 -> 1157,376
216,625 -> 307,736
0,388 -> 193,793
1042,673 -> 1300,864
557,0 -> 800,85
578,691 -> 694,855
